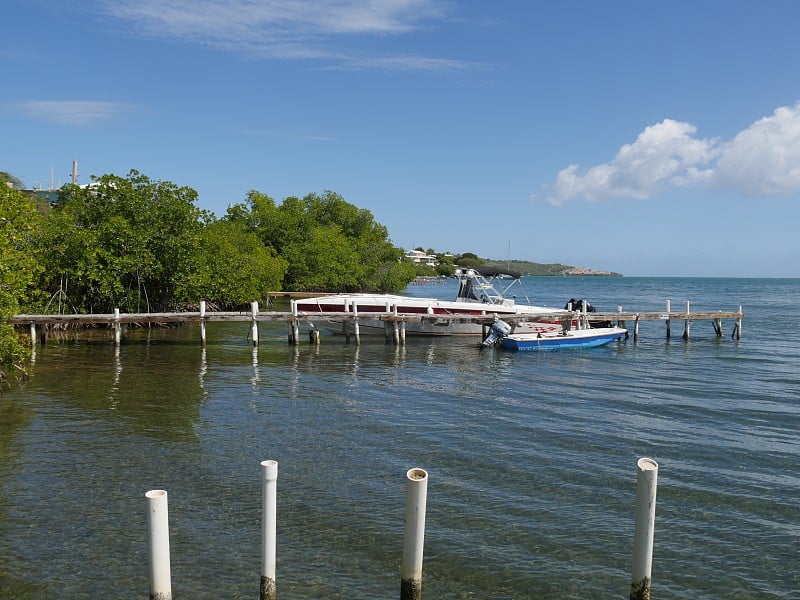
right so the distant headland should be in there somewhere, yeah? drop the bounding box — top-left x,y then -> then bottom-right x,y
481,259 -> 623,277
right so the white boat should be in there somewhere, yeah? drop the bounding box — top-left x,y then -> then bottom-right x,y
291,268 -> 568,337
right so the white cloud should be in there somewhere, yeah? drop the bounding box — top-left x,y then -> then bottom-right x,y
713,103 -> 800,196
101,0 -> 469,71
14,100 -> 138,126
540,102 -> 800,205
542,119 -> 718,206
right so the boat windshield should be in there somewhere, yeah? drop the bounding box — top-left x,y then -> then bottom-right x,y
455,269 -> 508,305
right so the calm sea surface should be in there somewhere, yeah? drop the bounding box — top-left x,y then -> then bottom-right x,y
1,277 -> 798,599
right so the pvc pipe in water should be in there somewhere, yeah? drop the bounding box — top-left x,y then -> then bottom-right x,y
630,458 -> 658,600
736,305 -> 743,339
665,300 -> 671,338
401,468 -> 428,600
145,489 -> 172,600
683,301 -> 691,339
200,300 -> 207,346
292,319 -> 300,345
261,460 -> 278,600
352,302 -> 361,344
114,308 -> 122,345
251,301 -> 259,346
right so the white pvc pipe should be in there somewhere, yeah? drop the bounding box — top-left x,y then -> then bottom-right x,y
145,490 -> 172,600
665,299 -> 671,339
114,308 -> 122,345
251,301 -> 259,346
683,300 -> 691,339
401,468 -> 428,600
261,460 -> 278,600
736,305 -> 743,339
630,458 -> 658,600
200,300 -> 207,346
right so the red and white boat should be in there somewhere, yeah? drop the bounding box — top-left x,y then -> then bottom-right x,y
291,268 -> 568,337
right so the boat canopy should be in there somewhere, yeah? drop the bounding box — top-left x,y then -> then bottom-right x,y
455,268 -> 519,305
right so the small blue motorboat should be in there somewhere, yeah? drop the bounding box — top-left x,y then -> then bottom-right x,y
480,318 -> 627,352
500,326 -> 628,351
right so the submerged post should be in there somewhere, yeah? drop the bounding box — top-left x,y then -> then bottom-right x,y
401,468 -> 429,600
261,460 -> 278,600
630,458 -> 658,600
665,300 -> 671,339
145,490 -> 172,600
251,301 -> 259,346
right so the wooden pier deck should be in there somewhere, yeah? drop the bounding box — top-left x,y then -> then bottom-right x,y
10,300 -> 744,344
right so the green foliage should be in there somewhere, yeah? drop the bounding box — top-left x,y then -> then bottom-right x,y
455,252 -> 485,268
0,185 -> 43,368
2,166 -> 413,335
0,172 -> 24,189
189,220 -> 287,308
231,190 -> 412,292
436,263 -> 455,277
35,171 -> 209,312
414,263 -> 437,277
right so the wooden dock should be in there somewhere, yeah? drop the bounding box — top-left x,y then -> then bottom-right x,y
10,299 -> 743,346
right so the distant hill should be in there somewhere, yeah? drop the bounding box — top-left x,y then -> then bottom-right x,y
482,259 -> 623,277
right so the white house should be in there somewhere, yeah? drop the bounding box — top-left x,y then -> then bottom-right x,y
404,249 -> 438,267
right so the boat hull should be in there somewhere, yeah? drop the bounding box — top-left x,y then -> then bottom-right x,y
500,327 -> 627,351
294,293 -> 566,337
332,317 -> 564,337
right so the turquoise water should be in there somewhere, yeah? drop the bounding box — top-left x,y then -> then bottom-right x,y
1,278 -> 798,598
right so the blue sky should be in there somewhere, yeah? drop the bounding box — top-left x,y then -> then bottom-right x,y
3,1 -> 800,277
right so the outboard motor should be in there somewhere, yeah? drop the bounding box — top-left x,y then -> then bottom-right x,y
480,319 -> 512,347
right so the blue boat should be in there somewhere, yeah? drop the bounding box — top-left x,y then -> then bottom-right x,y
499,326 -> 627,351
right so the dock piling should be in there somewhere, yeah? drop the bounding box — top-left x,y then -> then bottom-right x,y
734,306 -> 743,340
292,319 -> 300,345
683,301 -> 691,340
713,317 -> 723,337
352,302 -> 361,345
